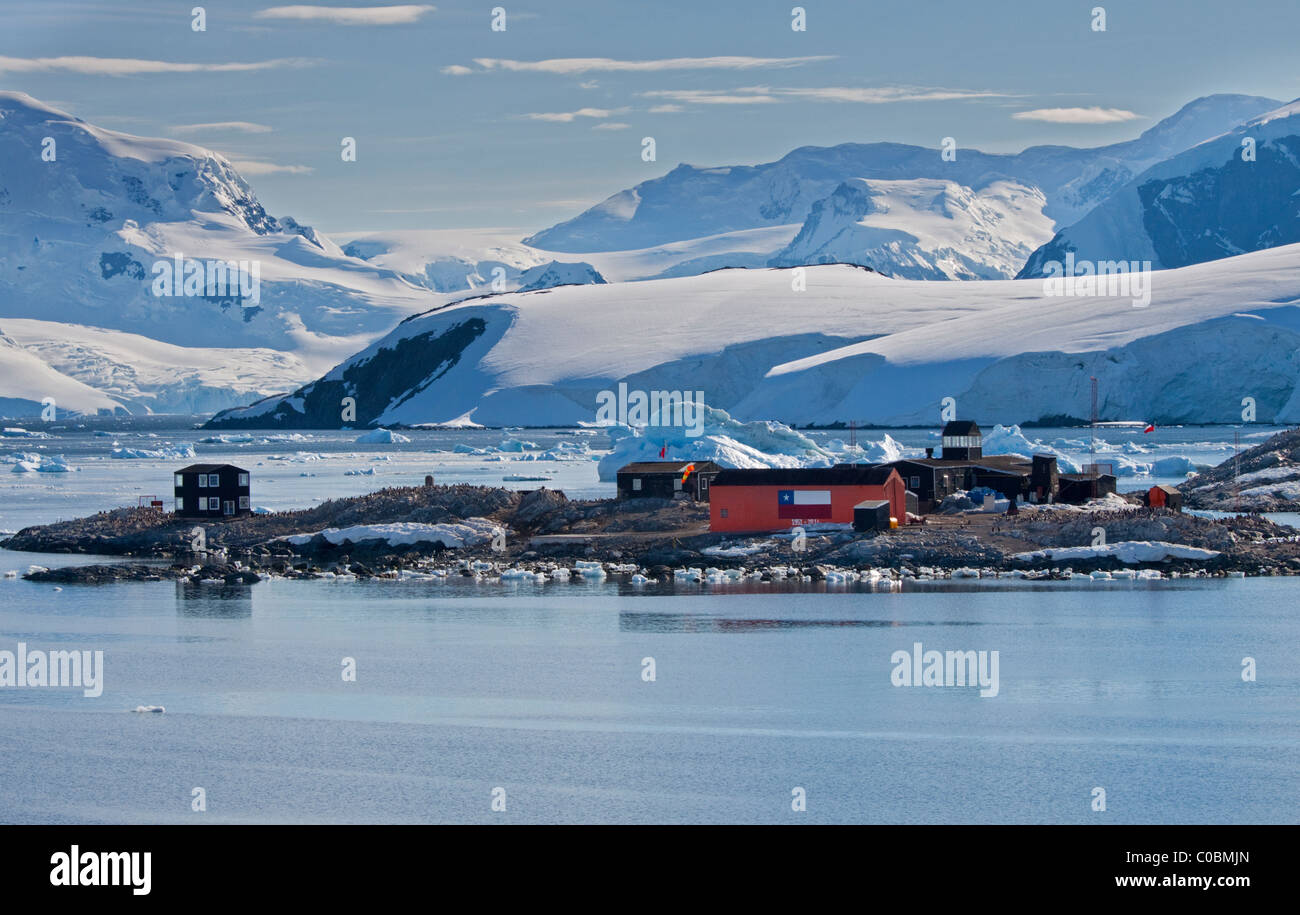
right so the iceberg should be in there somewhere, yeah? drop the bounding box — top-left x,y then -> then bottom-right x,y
596,406 -> 832,481
354,428 -> 411,444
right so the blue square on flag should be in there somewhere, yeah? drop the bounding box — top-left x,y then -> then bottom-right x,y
779,490 -> 794,505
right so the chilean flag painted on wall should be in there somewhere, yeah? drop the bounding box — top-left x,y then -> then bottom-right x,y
777,489 -> 833,519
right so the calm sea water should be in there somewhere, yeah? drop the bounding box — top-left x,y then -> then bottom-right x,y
1,550 -> 1296,824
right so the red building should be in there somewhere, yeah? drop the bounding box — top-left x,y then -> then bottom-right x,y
709,465 -> 906,533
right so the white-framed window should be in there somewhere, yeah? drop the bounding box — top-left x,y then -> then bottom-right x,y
175,474 -> 184,487
673,478 -> 683,491
176,497 -> 184,510
238,496 -> 249,510
910,475 -> 920,488
208,473 -> 220,487
238,472 -> 249,487
632,478 -> 641,491
198,475 -> 207,488
208,497 -> 220,511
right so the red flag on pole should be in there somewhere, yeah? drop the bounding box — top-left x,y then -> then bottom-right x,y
659,445 -> 666,458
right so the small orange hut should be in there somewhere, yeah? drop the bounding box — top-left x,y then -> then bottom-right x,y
1144,484 -> 1183,511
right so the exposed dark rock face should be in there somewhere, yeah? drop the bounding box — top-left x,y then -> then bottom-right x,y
204,317 -> 487,429
1138,137 -> 1300,268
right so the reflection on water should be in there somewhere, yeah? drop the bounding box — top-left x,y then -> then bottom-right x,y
619,613 -> 984,633
174,580 -> 253,618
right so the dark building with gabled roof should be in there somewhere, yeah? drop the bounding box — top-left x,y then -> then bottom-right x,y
174,463 -> 251,519
616,460 -> 722,501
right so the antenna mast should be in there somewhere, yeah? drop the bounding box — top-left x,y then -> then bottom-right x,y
1234,429 -> 1241,513
1089,376 -> 1098,471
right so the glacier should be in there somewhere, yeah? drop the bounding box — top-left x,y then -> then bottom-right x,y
209,242 -> 1300,429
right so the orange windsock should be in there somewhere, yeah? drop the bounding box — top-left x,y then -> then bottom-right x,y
681,463 -> 696,483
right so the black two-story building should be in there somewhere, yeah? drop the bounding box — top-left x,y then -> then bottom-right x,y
174,464 -> 252,519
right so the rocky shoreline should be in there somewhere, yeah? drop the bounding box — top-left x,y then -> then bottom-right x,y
7,481 -> 1300,585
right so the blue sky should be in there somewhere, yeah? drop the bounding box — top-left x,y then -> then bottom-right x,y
3,0 -> 1298,235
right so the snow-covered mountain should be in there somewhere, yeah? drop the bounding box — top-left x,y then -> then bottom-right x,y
524,94 -> 1281,254
331,94 -> 1282,289
5,89 -> 1297,420
1019,98 -> 1300,276
207,243 -> 1300,430
768,178 -> 1053,280
0,91 -> 447,414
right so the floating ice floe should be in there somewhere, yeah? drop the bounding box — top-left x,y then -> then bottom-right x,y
197,433 -> 255,444
132,705 -> 165,714
497,438 -> 540,452
13,453 -> 77,473
111,443 -> 196,460
343,467 -> 377,476
354,428 -> 411,444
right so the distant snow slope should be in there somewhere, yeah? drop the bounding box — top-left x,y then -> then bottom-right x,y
769,178 -> 1053,279
0,328 -> 122,416
1019,98 -> 1300,276
207,244 -> 1300,429
2,318 -> 315,414
524,94 -> 1281,252
331,224 -> 796,288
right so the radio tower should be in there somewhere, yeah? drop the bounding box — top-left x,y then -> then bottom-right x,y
1089,376 -> 1098,472
1234,430 -> 1241,513
849,419 -> 857,449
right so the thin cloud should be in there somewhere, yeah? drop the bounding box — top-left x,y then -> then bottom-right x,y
777,86 -> 1012,103
459,55 -> 834,75
648,104 -> 683,113
642,89 -> 778,105
591,122 -> 630,130
521,107 -> 624,123
642,86 -> 1010,107
0,55 -> 313,76
1011,106 -> 1142,124
172,122 -> 273,134
441,64 -> 473,75
229,159 -> 314,175
255,5 -> 435,25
